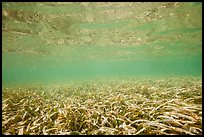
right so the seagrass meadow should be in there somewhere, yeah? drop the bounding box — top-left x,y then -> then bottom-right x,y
2,2 -> 202,135
2,78 -> 202,135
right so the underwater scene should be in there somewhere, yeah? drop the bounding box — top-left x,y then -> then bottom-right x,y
2,2 -> 202,135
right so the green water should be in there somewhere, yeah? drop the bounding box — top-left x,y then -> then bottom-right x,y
2,2 -> 202,86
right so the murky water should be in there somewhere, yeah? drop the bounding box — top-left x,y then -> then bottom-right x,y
2,2 -> 202,86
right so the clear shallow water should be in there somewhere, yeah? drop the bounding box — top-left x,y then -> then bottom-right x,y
2,49 -> 201,86
2,2 -> 202,87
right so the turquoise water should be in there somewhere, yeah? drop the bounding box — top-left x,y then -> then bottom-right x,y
2,46 -> 202,86
2,2 -> 202,86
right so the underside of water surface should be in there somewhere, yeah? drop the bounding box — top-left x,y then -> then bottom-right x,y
2,2 -> 202,135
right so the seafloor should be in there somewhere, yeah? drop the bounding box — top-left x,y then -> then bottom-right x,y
2,77 -> 202,135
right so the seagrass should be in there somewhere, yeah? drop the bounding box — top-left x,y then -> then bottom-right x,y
2,77 -> 202,135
